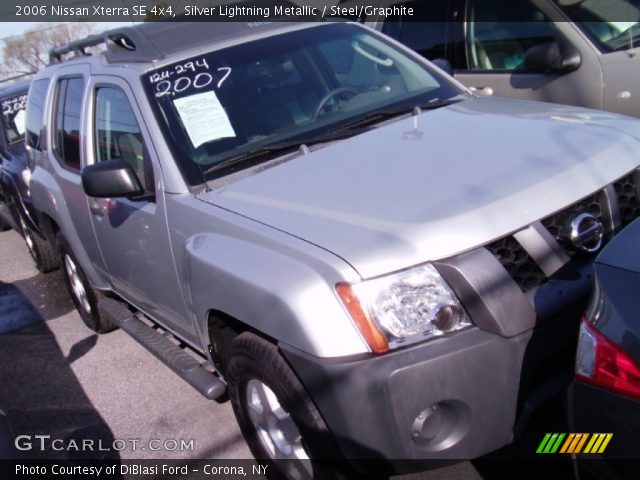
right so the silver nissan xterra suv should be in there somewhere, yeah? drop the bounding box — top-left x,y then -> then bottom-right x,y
25,20 -> 640,477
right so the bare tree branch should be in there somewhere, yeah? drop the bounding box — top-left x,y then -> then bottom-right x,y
0,23 -> 97,79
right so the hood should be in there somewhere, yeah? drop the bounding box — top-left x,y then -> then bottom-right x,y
198,96 -> 640,279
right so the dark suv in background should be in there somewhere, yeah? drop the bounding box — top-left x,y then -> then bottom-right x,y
0,79 -> 57,272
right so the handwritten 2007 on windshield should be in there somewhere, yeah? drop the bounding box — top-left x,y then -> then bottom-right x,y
149,59 -> 232,98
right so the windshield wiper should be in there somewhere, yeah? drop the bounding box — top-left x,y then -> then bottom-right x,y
329,97 -> 463,133
200,143 -> 302,176
200,128 -> 368,176
200,97 -> 463,176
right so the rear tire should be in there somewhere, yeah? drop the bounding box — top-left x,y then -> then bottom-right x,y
19,215 -> 58,273
0,217 -> 9,231
227,332 -> 344,480
58,234 -> 116,333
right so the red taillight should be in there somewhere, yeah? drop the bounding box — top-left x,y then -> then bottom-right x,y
576,318 -> 640,401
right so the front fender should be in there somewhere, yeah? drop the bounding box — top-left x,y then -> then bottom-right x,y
183,233 -> 369,358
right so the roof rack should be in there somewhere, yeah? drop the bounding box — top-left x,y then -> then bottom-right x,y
48,26 -> 164,65
0,73 -> 34,85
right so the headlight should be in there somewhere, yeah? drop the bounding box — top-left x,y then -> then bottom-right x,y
337,264 -> 471,354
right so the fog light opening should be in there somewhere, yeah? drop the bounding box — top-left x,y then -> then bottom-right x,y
411,405 -> 444,444
410,400 -> 471,452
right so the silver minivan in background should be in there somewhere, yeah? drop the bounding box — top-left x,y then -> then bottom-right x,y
346,0 -> 640,116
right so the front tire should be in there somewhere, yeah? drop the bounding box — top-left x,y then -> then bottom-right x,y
227,332 -> 343,480
58,234 -> 115,333
19,214 -> 58,273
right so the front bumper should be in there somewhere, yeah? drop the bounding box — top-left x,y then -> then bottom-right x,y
279,244 -> 589,467
281,327 -> 532,463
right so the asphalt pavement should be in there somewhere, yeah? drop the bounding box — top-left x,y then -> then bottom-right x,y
0,228 -> 250,461
0,227 -> 569,479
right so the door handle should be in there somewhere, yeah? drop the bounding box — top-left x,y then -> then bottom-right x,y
89,201 -> 105,218
469,86 -> 494,96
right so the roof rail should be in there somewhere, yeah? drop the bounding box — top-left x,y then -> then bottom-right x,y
0,73 -> 34,85
48,26 -> 163,65
49,33 -> 104,63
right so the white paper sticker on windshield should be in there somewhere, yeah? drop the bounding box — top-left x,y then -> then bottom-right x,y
13,109 -> 26,135
173,90 -> 235,148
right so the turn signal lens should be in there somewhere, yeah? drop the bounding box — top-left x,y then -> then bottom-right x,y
336,283 -> 389,354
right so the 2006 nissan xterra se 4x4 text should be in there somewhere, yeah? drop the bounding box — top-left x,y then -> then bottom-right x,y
25,20 -> 640,478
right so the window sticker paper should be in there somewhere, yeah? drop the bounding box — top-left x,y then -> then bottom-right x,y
173,90 -> 235,148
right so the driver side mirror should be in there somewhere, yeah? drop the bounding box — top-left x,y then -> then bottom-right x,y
524,41 -> 581,74
82,159 -> 146,200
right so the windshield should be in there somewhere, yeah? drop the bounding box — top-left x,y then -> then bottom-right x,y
143,23 -> 462,184
554,0 -> 640,51
2,92 -> 28,145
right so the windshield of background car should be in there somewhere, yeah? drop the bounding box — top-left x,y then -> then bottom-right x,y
143,23 -> 461,184
554,0 -> 640,51
1,92 -> 28,145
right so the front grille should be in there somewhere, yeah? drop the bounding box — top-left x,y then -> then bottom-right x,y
486,236 -> 546,292
614,172 -> 640,227
487,168 -> 640,293
540,193 -> 603,241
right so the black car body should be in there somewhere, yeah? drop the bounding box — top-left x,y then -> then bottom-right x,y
0,80 -> 57,272
0,80 -> 30,231
0,408 -> 17,460
571,217 -> 640,461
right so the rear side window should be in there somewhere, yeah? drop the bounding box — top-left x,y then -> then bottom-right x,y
94,87 -> 153,191
54,77 -> 85,171
465,0 -> 557,71
25,79 -> 50,150
1,92 -> 27,145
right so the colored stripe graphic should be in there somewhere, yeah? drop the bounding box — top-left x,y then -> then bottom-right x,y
536,433 -> 566,453
574,434 -> 589,453
567,433 -> 584,453
550,433 -> 565,453
536,433 -> 552,453
559,434 -> 575,453
538,433 -> 613,454
584,433 -> 614,454
543,433 -> 559,453
598,433 -> 613,454
584,433 -> 598,453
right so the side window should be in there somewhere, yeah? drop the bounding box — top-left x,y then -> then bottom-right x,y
25,79 -> 50,151
465,0 -> 557,71
1,93 -> 27,145
94,87 -> 153,192
382,1 -> 456,64
54,77 -> 84,170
